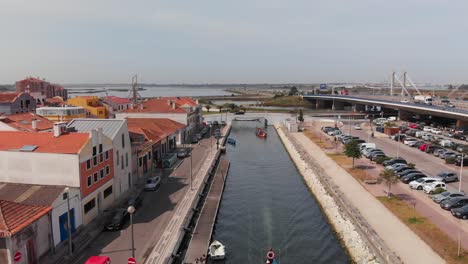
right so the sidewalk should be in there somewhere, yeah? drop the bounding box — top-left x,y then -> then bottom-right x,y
291,131 -> 445,264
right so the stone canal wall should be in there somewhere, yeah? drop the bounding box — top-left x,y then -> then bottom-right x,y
275,124 -> 400,264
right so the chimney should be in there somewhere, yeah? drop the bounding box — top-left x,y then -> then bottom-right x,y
196,99 -> 199,104
140,104 -> 144,110
167,100 -> 171,106
172,101 -> 176,109
32,119 -> 37,130
53,123 -> 62,137
90,129 -> 97,146
98,127 -> 103,144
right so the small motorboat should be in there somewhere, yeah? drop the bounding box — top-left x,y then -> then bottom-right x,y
256,127 -> 267,138
265,248 -> 278,264
208,240 -> 225,260
227,138 -> 236,145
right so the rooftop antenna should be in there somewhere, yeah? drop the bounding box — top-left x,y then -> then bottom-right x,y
129,74 -> 142,104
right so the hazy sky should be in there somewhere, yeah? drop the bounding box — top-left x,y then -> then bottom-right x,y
1,0 -> 467,84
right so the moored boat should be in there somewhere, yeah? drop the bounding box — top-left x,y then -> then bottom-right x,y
227,137 -> 236,145
256,127 -> 267,138
208,240 -> 226,260
265,248 -> 278,264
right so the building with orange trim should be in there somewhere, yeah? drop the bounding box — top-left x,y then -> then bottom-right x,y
67,96 -> 108,118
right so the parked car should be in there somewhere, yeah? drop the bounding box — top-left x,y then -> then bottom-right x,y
383,158 -> 407,167
451,204 -> 468,219
423,182 -> 446,194
322,126 -> 334,132
104,208 -> 129,231
396,169 -> 421,178
409,177 -> 439,190
435,172 -> 458,183
385,163 -> 408,171
431,128 -> 442,135
433,148 -> 447,157
425,145 -> 441,154
126,192 -> 143,209
370,153 -> 387,161
364,149 -> 384,158
423,126 -> 432,132
431,191 -> 465,203
453,134 -> 466,140
191,136 -> 199,144
419,143 -> 430,151
144,176 -> 162,191
455,156 -> 468,166
401,173 -> 426,184
440,151 -> 456,159
422,134 -> 433,141
220,121 -> 227,126
404,138 -> 418,145
177,149 -> 189,158
393,165 -> 413,174
440,197 -> 468,210
354,124 -> 362,130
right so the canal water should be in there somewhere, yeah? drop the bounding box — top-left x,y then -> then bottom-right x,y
213,122 -> 350,263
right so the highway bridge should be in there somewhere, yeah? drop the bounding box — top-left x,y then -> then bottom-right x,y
303,95 -> 468,127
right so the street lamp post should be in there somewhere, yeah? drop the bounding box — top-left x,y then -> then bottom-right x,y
459,151 -> 464,193
190,148 -> 193,190
127,206 -> 136,258
64,187 -> 73,256
210,125 -> 213,154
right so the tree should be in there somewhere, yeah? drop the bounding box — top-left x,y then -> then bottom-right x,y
298,109 -> 304,122
378,169 -> 399,196
288,86 -> 298,96
344,140 -> 362,168
205,105 -> 211,112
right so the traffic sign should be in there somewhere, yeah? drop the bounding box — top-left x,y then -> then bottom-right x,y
320,84 -> 327,90
14,251 -> 22,262
128,257 -> 137,264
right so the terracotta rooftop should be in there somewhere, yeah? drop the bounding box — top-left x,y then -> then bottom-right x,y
164,97 -> 198,107
0,113 -> 54,132
0,131 -> 89,154
122,98 -> 187,114
0,183 -> 65,206
45,96 -> 65,106
103,96 -> 131,104
17,77 -> 49,83
127,118 -> 185,142
0,93 -> 21,103
0,200 -> 51,237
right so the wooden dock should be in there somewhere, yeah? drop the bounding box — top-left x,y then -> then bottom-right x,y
183,159 -> 230,264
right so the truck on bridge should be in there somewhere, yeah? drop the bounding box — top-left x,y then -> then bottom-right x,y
414,95 -> 433,105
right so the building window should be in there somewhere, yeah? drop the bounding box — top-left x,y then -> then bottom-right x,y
84,199 -> 95,214
139,157 -> 142,167
148,151 -> 151,160
125,153 -> 128,168
106,165 -> 110,175
86,160 -> 91,170
93,172 -> 98,183
92,146 -> 97,156
87,176 -> 92,187
116,150 -> 119,165
122,134 -> 125,148
121,155 -> 124,170
104,186 -> 113,198
99,144 -> 103,153
93,156 -> 97,166
105,151 -> 109,160
99,153 -> 103,163
100,169 -> 104,179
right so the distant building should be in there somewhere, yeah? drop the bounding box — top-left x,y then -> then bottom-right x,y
0,126 -> 115,225
45,96 -> 66,107
67,119 -> 133,196
0,199 -> 52,264
67,96 -> 107,118
15,77 -> 68,104
116,97 -> 201,142
0,92 -> 36,115
101,96 -> 132,118
36,106 -> 87,122
0,112 -> 54,132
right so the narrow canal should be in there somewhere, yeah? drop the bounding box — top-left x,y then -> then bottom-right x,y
213,122 -> 350,263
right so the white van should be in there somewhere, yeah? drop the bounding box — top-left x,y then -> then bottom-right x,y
359,143 -> 376,150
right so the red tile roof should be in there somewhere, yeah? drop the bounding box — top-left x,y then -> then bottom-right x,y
164,97 -> 198,107
122,98 -> 187,114
17,77 -> 48,84
45,97 -> 65,106
0,93 -> 20,103
0,113 -> 54,132
103,96 -> 131,104
0,200 -> 51,237
0,131 -> 89,154
127,118 -> 185,142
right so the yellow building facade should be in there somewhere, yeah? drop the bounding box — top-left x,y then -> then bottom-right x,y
67,96 -> 108,118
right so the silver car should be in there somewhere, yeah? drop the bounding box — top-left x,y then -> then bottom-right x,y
436,172 -> 459,183
431,191 -> 465,203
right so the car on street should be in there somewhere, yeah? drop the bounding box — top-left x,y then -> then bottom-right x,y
354,124 -> 362,130
144,176 -> 162,191
451,205 -> 468,219
177,149 -> 189,158
400,99 -> 409,103
401,173 -> 427,184
104,208 -> 129,231
431,191 -> 465,203
436,172 -> 458,183
409,177 -> 439,190
126,192 -> 143,209
423,181 -> 446,194
440,197 -> 468,210
383,158 -> 407,167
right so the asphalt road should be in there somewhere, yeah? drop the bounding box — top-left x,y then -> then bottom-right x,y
73,137 -> 213,264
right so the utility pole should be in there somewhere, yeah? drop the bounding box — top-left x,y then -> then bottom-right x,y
130,75 -> 141,105
391,72 -> 395,97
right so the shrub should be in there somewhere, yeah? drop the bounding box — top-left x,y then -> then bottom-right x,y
445,157 -> 456,164
431,187 -> 446,195
376,156 -> 391,164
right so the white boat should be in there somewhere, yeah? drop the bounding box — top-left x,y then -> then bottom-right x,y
208,240 -> 225,260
